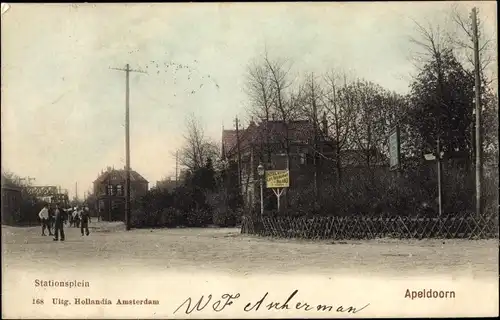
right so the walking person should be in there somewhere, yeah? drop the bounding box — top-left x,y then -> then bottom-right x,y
72,207 -> 80,228
67,208 -> 72,226
38,204 -> 52,236
69,208 -> 75,227
80,207 -> 90,236
53,203 -> 66,241
48,206 -> 55,234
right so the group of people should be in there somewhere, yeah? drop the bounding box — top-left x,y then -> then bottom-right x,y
69,207 -> 92,228
38,204 -> 91,241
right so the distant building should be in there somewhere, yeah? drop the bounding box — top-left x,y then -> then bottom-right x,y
93,167 -> 149,221
1,183 -> 22,225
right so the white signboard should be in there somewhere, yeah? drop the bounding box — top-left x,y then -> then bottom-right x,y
389,127 -> 400,170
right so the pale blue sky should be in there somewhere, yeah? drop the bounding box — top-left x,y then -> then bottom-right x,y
1,2 -> 496,198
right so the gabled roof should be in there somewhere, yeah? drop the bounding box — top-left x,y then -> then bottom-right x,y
94,169 -> 148,184
222,120 -> 314,157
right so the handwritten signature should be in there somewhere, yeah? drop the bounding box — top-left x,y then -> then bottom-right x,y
173,290 -> 370,315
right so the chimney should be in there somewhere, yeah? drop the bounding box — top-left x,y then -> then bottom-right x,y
322,112 -> 328,136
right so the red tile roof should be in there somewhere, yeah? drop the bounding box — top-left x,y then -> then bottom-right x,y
222,120 -> 314,156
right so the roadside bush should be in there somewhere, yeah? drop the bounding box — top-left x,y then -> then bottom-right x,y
161,207 -> 185,227
270,164 -> 491,218
131,208 -> 147,227
213,207 -> 239,227
482,169 -> 499,215
185,208 -> 212,227
131,206 -> 188,228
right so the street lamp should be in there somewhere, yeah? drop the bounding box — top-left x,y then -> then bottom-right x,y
257,163 -> 265,216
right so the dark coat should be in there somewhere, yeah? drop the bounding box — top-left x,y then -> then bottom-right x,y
54,208 -> 66,223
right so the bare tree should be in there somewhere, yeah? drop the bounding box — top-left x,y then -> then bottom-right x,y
409,19 -> 453,74
252,51 -> 304,210
319,70 -> 356,183
244,58 -> 276,164
1,170 -> 21,186
245,60 -> 276,122
350,80 -> 388,170
263,52 -> 298,171
1,170 -> 35,188
449,5 -> 498,157
177,114 -> 219,172
449,4 -> 496,86
300,72 -> 323,199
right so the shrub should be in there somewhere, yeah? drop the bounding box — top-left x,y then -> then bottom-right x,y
213,208 -> 239,227
185,208 -> 212,227
131,208 -> 147,227
162,207 -> 185,227
281,164 -> 486,218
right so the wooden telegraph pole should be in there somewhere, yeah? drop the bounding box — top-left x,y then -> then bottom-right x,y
175,150 -> 179,187
436,137 -> 443,216
471,7 -> 482,217
310,72 -> 319,201
111,64 -> 147,230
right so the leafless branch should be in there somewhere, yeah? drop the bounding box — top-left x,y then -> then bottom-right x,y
177,114 -> 219,172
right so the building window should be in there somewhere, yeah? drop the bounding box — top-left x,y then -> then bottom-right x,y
107,185 -> 114,196
116,185 -> 123,196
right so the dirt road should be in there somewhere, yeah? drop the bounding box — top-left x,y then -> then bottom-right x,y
2,222 -> 498,278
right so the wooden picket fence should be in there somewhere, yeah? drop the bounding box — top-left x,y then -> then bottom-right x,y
240,212 -> 499,240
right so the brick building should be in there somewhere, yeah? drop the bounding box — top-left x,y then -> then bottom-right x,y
93,167 -> 149,221
221,118 -> 337,209
222,118 -> 390,210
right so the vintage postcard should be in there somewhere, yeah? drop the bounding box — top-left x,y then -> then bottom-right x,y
1,2 -> 498,319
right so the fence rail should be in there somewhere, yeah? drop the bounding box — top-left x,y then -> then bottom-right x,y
240,213 -> 499,240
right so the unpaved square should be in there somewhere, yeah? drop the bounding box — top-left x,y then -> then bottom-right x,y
2,223 -> 498,279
